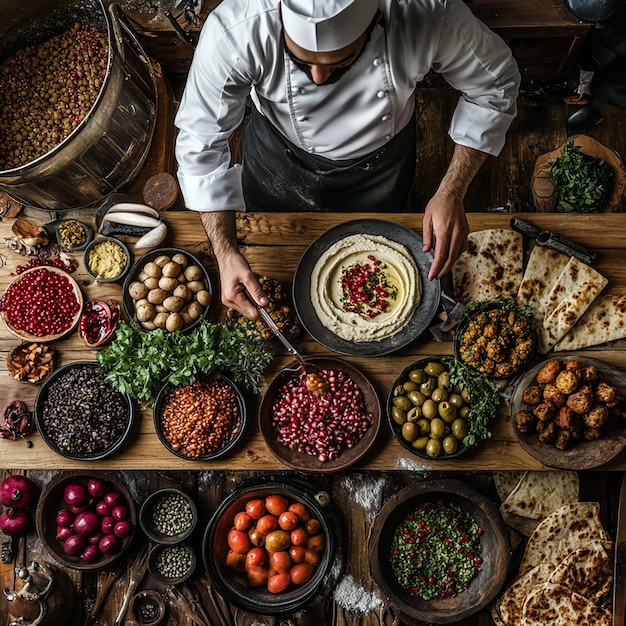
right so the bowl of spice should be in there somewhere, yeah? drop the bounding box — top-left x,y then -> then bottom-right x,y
368,478 -> 511,624
49,218 -> 93,251
34,361 -> 137,461
259,357 -> 380,472
131,590 -> 166,626
84,236 -> 131,283
153,375 -> 247,460
139,488 -> 197,544
7,342 -> 56,384
148,542 -> 196,585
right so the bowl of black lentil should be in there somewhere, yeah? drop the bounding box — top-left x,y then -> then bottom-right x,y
148,542 -> 196,585
34,361 -> 136,460
368,478 -> 511,624
139,488 -> 198,544
153,374 -> 247,460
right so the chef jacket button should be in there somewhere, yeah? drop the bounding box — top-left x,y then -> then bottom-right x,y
376,90 -> 387,99
381,114 -> 389,122
385,135 -> 391,140
373,57 -> 382,66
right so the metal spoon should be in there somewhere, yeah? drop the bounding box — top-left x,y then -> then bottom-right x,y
245,289 -> 327,396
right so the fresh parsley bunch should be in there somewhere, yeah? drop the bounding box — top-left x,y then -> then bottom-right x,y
551,141 -> 613,213
97,319 -> 274,404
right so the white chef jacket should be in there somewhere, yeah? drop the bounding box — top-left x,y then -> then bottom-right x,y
175,0 -> 521,213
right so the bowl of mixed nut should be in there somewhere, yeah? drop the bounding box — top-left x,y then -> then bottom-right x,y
7,342 -> 55,384
153,374 -> 247,460
34,362 -> 137,461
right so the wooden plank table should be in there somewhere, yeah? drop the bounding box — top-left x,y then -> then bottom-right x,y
1,211 -> 625,625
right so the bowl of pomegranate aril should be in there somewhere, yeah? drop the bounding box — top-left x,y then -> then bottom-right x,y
0,265 -> 83,341
259,357 -> 381,472
35,471 -> 137,571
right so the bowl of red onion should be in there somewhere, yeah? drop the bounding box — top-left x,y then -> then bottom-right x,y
35,472 -> 137,571
258,357 -> 381,472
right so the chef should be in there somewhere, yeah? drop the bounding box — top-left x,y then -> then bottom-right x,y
175,0 -> 521,319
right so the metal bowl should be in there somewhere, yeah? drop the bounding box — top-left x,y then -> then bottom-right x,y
369,479 -> 511,624
153,375 -> 247,461
122,247 -> 213,333
259,357 -> 381,472
35,471 -> 137,571
202,478 -> 340,615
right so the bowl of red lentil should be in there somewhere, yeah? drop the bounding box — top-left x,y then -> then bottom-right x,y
368,478 -> 511,624
153,374 -> 247,460
258,357 -> 381,472
0,266 -> 83,342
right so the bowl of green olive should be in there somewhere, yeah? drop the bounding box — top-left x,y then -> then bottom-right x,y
386,358 -> 474,460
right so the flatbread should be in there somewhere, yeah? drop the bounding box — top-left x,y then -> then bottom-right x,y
538,256 -> 608,353
554,293 -> 626,351
494,563 -> 554,626
501,471 -> 579,521
521,583 -> 611,626
519,502 -> 609,575
500,510 -> 541,538
452,229 -> 523,303
493,470 -> 526,502
548,539 -> 613,600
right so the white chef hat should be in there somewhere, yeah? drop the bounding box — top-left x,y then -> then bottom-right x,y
282,0 -> 380,52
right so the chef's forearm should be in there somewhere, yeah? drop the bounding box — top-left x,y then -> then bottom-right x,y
436,144 -> 488,200
200,211 -> 240,264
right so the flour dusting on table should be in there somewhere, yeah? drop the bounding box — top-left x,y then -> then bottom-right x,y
334,573 -> 384,613
337,474 -> 387,522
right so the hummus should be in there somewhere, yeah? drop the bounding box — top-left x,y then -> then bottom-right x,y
311,234 -> 421,342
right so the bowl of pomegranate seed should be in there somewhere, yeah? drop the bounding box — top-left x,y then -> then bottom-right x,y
259,357 -> 381,472
0,265 -> 83,342
368,478 -> 510,624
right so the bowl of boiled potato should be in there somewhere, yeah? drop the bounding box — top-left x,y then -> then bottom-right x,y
122,247 -> 213,332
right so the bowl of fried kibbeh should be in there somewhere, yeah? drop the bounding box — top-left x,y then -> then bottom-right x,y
510,355 -> 626,469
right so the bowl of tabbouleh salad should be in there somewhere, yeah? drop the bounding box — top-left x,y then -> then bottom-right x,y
368,479 -> 511,624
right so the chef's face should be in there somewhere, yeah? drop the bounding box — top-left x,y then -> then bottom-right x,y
283,14 -> 378,85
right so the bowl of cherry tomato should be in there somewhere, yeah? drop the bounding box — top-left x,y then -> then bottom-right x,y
202,478 -> 340,615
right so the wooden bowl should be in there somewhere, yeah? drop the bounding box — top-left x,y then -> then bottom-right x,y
531,134 -> 626,212
1,266 -> 83,342
6,342 -> 55,384
202,478 -> 338,615
259,357 -> 381,472
35,471 -> 137,571
369,479 -> 511,625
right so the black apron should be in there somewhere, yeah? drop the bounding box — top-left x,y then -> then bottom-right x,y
241,109 -> 416,212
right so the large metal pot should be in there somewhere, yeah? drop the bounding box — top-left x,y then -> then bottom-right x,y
0,0 -> 157,210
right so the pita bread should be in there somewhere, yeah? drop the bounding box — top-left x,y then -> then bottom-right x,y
452,229 -> 524,303
548,539 -> 613,600
493,470 -> 526,502
521,583 -> 611,626
516,246 -> 570,318
494,563 -> 554,625
538,256 -> 608,353
500,510 -> 541,538
554,293 -> 626,351
501,471 -> 579,521
519,502 -> 609,575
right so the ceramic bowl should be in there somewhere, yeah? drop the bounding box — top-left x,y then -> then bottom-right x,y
259,357 -> 381,472
148,542 -> 196,585
83,236 -> 132,283
35,471 -> 137,571
139,488 -> 198,544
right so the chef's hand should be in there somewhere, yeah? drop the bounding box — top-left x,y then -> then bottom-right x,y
422,191 -> 469,281
217,250 -> 268,320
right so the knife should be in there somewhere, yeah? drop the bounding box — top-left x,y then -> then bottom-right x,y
613,473 -> 626,626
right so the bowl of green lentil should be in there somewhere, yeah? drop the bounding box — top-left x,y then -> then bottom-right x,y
368,479 -> 511,624
83,236 -> 132,283
139,488 -> 198,545
148,542 -> 196,585
34,361 -> 137,461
